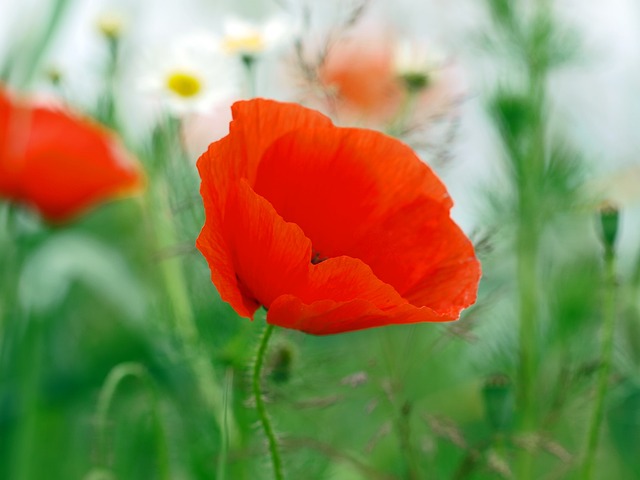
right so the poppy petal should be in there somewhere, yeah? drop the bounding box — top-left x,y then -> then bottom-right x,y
268,296 -> 446,335
222,179 -> 311,310
19,108 -> 141,221
0,91 -> 24,194
196,98 -> 481,334
221,180 -> 435,328
347,196 -> 481,315
197,99 -> 332,315
226,99 -> 333,185
0,90 -> 142,222
197,137 -> 258,318
221,179 -> 414,310
253,126 -> 451,259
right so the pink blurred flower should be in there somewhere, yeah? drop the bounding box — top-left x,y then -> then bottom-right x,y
310,20 -> 464,131
180,97 -> 236,160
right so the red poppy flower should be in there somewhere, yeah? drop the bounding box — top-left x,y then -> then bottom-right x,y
319,28 -> 402,122
312,21 -> 462,129
0,88 -> 142,223
197,99 -> 480,335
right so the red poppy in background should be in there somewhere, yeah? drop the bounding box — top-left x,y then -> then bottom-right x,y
319,26 -> 402,122
197,99 -> 480,335
313,20 -> 462,129
0,88 -> 142,223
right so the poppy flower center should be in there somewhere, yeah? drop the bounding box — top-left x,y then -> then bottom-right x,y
311,250 -> 328,265
166,71 -> 202,98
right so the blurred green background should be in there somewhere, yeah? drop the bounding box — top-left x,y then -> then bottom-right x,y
2,0 -> 640,479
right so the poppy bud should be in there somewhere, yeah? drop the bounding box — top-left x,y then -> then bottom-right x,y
400,72 -> 430,93
268,342 -> 295,384
482,374 -> 514,433
45,67 -> 63,86
598,202 -> 619,254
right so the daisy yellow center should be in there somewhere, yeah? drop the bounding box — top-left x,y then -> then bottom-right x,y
223,34 -> 265,54
97,14 -> 125,39
166,71 -> 202,98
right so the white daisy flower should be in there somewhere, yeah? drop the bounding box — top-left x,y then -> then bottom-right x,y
393,39 -> 447,92
221,16 -> 290,58
589,164 -> 640,208
96,11 -> 126,40
139,32 -> 241,115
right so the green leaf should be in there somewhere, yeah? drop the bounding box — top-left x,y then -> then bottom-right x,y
19,233 -> 147,320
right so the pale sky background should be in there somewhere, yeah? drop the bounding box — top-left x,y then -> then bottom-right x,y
1,0 -> 639,263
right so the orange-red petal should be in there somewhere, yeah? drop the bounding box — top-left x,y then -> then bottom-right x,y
222,179 -> 311,309
221,180 -> 410,309
0,89 -> 143,222
219,179 -> 446,334
196,98 -> 481,334
268,296 -> 446,335
196,99 -> 333,317
253,126 -> 451,258
346,196 -> 481,315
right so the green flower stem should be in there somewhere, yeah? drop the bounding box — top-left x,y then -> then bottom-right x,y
253,323 -> 284,480
97,34 -> 121,130
386,88 -> 419,138
515,221 -> 538,480
515,3 -> 550,477
95,362 -> 171,480
582,247 -> 617,479
242,55 -> 257,98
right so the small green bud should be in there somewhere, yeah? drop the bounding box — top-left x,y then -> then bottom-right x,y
400,72 -> 430,93
268,342 -> 295,384
598,202 -> 619,253
45,67 -> 63,86
482,374 -> 514,433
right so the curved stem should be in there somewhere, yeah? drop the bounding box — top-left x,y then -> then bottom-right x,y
582,248 -> 617,479
95,362 -> 171,480
253,323 -> 284,480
